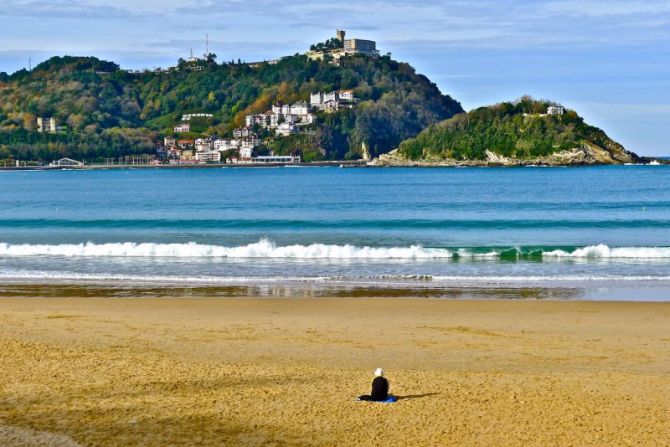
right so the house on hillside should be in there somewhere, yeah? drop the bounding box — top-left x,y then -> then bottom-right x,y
164,137 -> 176,149
195,138 -> 212,151
177,139 -> 194,149
37,117 -> 57,133
310,90 -> 356,112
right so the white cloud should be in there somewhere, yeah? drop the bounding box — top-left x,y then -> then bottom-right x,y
544,0 -> 670,16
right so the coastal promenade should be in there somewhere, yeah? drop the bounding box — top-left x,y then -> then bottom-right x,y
0,160 -> 368,171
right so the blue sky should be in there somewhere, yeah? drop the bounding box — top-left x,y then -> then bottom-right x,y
1,0 -> 669,155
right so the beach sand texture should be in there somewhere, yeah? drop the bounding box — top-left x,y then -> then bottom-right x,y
0,297 -> 669,446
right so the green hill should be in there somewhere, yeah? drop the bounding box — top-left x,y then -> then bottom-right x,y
376,97 -> 641,166
0,52 -> 463,163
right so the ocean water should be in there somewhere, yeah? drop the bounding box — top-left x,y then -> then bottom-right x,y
1,165 -> 670,300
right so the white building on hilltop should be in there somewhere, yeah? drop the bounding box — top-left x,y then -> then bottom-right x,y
306,30 -> 380,63
547,106 -> 565,115
343,38 -> 379,57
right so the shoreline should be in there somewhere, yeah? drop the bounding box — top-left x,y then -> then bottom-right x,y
2,159 -> 668,171
1,281 -> 670,301
1,297 -> 668,446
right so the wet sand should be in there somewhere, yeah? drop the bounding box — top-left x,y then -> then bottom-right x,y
0,297 -> 668,446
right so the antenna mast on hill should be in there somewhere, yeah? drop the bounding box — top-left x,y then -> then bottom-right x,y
28,57 -> 31,71
206,33 -> 209,57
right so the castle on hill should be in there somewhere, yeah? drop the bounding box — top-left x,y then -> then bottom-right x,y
306,30 -> 380,63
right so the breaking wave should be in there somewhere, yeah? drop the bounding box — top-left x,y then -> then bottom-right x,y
1,240 -> 670,260
0,239 -> 453,259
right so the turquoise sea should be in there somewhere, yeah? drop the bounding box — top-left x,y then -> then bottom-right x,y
1,165 -> 670,300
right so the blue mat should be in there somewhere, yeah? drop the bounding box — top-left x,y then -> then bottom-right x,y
358,396 -> 397,403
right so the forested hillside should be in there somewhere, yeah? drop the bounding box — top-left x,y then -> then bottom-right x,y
0,53 -> 463,163
384,97 -> 640,165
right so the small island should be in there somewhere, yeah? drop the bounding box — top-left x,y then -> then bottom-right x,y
373,97 -> 643,166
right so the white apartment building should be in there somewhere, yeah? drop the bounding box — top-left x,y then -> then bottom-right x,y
239,146 -> 253,159
195,138 -> 212,151
37,117 -> 57,133
164,137 -> 176,149
233,127 -> 253,138
310,90 -> 356,112
195,150 -> 221,163
245,113 -> 271,128
276,123 -> 297,136
214,139 -> 241,151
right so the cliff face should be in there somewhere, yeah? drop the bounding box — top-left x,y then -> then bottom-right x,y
377,98 -> 642,166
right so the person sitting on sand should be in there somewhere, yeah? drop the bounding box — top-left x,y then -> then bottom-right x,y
358,368 -> 389,401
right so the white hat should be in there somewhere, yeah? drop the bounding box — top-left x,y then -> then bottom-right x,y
374,368 -> 384,377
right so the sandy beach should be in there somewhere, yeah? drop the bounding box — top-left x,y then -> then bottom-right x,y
0,297 -> 668,446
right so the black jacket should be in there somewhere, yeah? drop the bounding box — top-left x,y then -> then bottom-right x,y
371,376 -> 389,401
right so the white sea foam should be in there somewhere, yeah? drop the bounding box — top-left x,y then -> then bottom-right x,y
0,239 -> 454,259
1,240 -> 670,259
542,244 -> 670,258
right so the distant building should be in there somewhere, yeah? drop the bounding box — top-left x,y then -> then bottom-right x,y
245,100 -> 314,136
239,145 -> 253,160
49,158 -> 84,167
228,155 -> 301,165
182,113 -> 213,121
195,150 -> 221,163
276,123 -> 297,136
251,155 -> 301,164
234,127 -> 254,138
339,90 -> 354,101
214,139 -> 241,152
167,148 -> 181,160
245,113 -> 271,128
290,101 -> 310,116
307,30 -> 379,62
164,137 -> 176,149
37,117 -> 57,133
310,90 -> 356,112
177,139 -> 194,149
174,123 -> 191,133
195,138 -> 212,151
343,39 -> 379,57
547,106 -> 565,115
